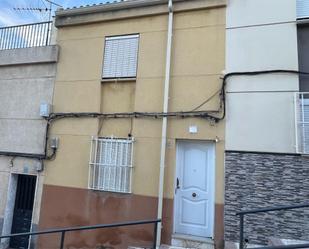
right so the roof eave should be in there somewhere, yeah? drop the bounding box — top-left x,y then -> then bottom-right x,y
55,0 -> 172,17
55,0 -> 226,27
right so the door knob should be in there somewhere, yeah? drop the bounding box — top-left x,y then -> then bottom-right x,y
192,193 -> 197,197
175,177 -> 180,194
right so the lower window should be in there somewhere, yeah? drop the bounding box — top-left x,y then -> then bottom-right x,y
89,137 -> 134,193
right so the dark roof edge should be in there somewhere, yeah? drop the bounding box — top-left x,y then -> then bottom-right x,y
55,0 -> 226,27
56,0 -> 177,17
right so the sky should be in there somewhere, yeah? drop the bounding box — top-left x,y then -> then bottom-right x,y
0,0 -> 116,26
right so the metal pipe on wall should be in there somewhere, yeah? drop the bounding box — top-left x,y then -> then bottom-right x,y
156,0 -> 173,246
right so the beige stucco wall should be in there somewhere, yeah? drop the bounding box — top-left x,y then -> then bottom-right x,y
45,5 -> 225,204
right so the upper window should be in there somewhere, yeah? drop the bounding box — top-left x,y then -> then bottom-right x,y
102,34 -> 139,79
297,0 -> 309,19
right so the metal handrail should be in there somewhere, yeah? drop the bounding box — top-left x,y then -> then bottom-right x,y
253,244 -> 309,249
0,21 -> 51,29
0,219 -> 161,249
236,203 -> 309,249
0,21 -> 52,50
236,203 -> 309,215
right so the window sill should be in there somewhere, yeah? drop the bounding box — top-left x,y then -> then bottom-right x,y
101,77 -> 136,83
90,188 -> 132,195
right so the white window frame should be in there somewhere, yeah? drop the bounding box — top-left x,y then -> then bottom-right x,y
295,92 -> 309,154
102,34 -> 139,79
88,136 -> 134,193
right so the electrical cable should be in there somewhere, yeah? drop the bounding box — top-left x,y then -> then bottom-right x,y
40,0 -> 48,9
44,0 -> 63,8
190,88 -> 222,112
2,69 -> 309,162
0,122 -> 56,161
129,117 -> 133,137
47,110 -> 221,122
216,69 -> 309,121
97,119 -> 104,136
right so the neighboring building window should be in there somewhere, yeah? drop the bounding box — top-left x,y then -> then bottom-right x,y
297,25 -> 309,91
297,0 -> 309,19
295,93 -> 309,154
102,34 -> 139,79
89,137 -> 134,193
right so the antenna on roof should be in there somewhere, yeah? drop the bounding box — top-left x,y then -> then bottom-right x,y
13,0 -> 63,22
44,0 -> 63,8
42,0 -> 63,22
13,7 -> 51,12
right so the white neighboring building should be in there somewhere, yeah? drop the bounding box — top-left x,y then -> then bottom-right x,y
224,0 -> 309,245
226,0 -> 299,153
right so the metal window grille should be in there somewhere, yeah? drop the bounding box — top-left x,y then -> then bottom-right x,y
102,34 -> 139,79
88,137 -> 134,193
297,0 -> 309,19
295,92 -> 309,154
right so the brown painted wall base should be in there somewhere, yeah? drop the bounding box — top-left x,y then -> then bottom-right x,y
38,185 -> 173,249
214,204 -> 224,249
38,185 -> 224,249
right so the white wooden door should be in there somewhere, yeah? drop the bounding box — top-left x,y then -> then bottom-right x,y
174,141 -> 215,238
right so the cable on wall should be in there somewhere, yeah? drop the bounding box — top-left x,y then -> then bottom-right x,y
1,69 -> 309,162
215,69 -> 309,121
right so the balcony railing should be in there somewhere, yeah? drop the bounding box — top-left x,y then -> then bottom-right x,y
294,92 -> 309,154
0,21 -> 52,50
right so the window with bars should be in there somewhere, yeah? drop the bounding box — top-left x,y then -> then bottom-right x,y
295,92 -> 309,154
89,137 -> 134,193
102,34 -> 139,79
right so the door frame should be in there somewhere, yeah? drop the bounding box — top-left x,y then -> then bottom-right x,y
173,139 -> 216,239
1,173 -> 38,249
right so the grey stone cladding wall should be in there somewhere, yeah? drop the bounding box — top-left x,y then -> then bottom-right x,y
225,152 -> 309,245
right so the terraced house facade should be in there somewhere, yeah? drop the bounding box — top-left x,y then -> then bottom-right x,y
37,0 -> 226,249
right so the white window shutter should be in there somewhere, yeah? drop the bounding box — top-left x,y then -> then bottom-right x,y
297,0 -> 309,19
102,35 -> 139,79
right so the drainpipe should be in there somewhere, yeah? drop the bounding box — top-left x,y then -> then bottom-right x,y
157,0 -> 173,246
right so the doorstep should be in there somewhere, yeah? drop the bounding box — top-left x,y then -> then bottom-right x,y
128,246 -> 188,249
171,233 -> 214,249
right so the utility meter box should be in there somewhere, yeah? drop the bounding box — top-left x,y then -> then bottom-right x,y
50,137 -> 59,149
40,103 -> 52,117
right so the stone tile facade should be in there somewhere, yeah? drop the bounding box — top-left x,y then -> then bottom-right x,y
225,152 -> 309,245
